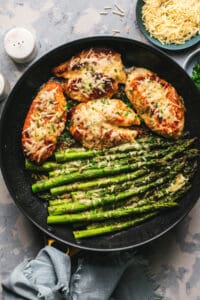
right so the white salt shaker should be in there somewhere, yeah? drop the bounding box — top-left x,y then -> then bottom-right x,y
0,73 -> 10,102
4,27 -> 37,63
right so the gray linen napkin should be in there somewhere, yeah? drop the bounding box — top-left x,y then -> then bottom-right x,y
2,246 -> 162,300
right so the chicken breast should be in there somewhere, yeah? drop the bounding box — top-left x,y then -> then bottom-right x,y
22,81 -> 67,164
69,98 -> 140,149
52,48 -> 126,102
125,68 -> 185,138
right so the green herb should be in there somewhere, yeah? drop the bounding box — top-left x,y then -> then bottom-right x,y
160,109 -> 164,115
191,60 -> 200,89
89,82 -> 93,89
90,67 -> 95,73
51,124 -> 55,132
69,119 -> 74,126
101,98 -> 109,105
113,85 -> 132,108
144,107 -> 149,114
154,102 -> 158,109
116,111 -> 121,116
124,110 -> 131,117
66,99 -> 78,110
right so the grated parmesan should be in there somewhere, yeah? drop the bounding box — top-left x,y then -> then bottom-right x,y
112,10 -> 125,17
99,11 -> 108,15
142,0 -> 200,44
137,77 -> 181,123
114,3 -> 125,14
167,174 -> 187,193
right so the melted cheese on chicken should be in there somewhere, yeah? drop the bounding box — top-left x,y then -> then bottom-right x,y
125,68 -> 185,138
52,48 -> 126,102
69,98 -> 140,149
22,81 -> 67,164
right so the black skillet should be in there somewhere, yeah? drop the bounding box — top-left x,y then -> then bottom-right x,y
0,37 -> 200,251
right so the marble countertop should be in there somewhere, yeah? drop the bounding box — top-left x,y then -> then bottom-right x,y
0,1 -> 200,299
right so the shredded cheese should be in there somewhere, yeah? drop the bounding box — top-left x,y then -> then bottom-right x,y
69,48 -> 113,71
142,0 -> 200,44
68,71 -> 113,98
99,12 -> 108,15
167,174 -> 187,193
114,3 -> 125,14
112,10 -> 125,17
137,77 -> 180,123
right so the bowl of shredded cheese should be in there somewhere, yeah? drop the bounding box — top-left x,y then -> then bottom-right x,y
136,0 -> 200,50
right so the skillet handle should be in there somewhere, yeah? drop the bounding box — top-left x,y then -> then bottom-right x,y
46,237 -> 80,256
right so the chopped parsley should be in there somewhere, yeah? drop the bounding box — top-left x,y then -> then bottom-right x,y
116,111 -> 121,116
66,99 -> 78,110
191,60 -> 200,89
101,98 -> 109,105
89,82 -> 93,89
144,107 -> 150,114
154,102 -> 159,108
113,84 -> 132,108
48,124 -> 55,133
124,110 -> 132,117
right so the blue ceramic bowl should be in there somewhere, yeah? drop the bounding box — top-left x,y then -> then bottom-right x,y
136,0 -> 200,51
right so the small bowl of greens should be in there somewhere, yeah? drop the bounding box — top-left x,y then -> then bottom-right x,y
184,48 -> 200,90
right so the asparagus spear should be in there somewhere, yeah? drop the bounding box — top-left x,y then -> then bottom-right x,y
56,147 -> 87,153
71,167 -> 171,201
55,149 -> 103,162
26,158 -> 84,173
49,158 -> 135,178
47,201 -> 178,224
55,136 -> 155,156
25,159 -> 59,172
50,169 -> 148,196
73,213 -> 157,239
49,198 -> 72,206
